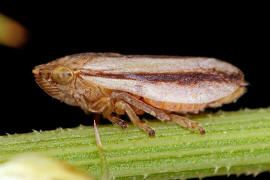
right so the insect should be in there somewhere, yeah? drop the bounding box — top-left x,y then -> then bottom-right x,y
33,53 -> 247,136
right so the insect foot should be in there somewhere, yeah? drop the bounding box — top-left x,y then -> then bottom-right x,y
169,114 -> 205,135
145,126 -> 155,137
110,116 -> 128,129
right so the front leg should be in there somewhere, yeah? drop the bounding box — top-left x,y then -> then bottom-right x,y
78,96 -> 128,129
115,100 -> 155,136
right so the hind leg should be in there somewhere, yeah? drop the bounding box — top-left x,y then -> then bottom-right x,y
111,92 -> 170,121
169,114 -> 205,135
112,91 -> 205,135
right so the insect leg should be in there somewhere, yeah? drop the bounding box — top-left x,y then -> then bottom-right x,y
88,97 -> 111,113
116,100 -> 155,136
111,92 -> 170,121
169,114 -> 205,135
111,92 -> 205,135
107,116 -> 128,129
101,100 -> 128,129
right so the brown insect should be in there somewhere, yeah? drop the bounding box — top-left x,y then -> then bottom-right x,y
33,53 -> 247,136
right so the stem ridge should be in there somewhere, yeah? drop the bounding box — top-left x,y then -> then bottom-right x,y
0,108 -> 270,179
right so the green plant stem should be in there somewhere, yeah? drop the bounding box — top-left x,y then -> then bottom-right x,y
1,108 -> 270,179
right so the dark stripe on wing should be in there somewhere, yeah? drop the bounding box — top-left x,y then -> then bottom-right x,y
81,70 -> 244,85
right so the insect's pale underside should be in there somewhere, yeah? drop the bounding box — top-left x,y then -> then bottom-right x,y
33,53 -> 246,136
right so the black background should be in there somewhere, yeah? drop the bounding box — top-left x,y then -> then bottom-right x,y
1,4 -> 269,180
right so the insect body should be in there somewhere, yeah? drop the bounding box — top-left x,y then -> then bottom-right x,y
33,53 -> 246,136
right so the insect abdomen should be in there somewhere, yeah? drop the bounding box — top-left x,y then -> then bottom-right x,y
143,97 -> 207,113
143,86 -> 246,113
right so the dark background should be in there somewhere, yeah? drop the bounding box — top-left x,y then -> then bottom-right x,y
1,4 -> 269,180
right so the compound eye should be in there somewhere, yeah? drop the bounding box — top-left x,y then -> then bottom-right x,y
52,66 -> 73,84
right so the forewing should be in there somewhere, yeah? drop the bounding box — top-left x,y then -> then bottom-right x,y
78,54 -> 244,104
